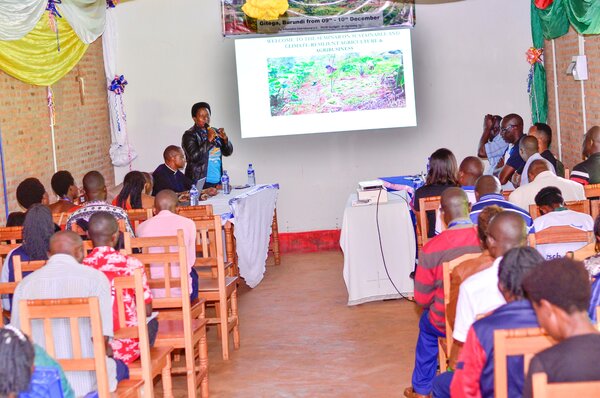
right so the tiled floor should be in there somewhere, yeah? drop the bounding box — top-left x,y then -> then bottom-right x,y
161,251 -> 419,397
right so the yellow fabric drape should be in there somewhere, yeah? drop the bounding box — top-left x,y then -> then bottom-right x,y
0,13 -> 88,86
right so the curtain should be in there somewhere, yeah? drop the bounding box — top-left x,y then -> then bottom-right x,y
0,0 -> 106,44
533,0 -> 600,39
530,1 -> 548,124
0,12 -> 88,86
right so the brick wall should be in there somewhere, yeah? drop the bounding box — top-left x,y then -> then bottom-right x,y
545,28 -> 600,170
0,39 -> 114,221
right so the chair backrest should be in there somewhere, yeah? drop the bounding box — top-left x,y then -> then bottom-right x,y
529,200 -> 591,220
0,257 -> 21,326
591,199 -> 600,221
124,230 -> 190,311
528,226 -> 594,248
193,216 -> 227,283
53,212 -> 74,229
502,190 -> 513,200
13,256 -> 47,282
418,196 -> 442,246
585,184 -> 600,199
532,372 -> 600,398
442,252 -> 482,353
126,209 -> 153,233
0,242 -> 20,263
0,226 -> 23,244
113,268 -> 153,396
494,327 -> 556,398
19,297 -> 112,398
176,205 -> 214,219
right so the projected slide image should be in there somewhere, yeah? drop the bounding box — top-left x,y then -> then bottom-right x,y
268,51 -> 405,116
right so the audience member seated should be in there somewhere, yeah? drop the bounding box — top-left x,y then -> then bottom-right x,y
112,171 -> 154,210
0,325 -> 75,398
570,126 -> 600,185
447,206 -> 503,333
518,135 -> 555,186
498,114 -> 526,187
432,247 -> 543,398
66,171 -> 134,236
453,212 -> 528,350
152,145 -> 193,196
533,186 -> 593,260
136,190 -> 198,301
5,211 -> 25,227
413,148 -> 459,239
469,175 -> 533,231
458,156 -> 484,203
509,160 -> 585,211
404,188 -> 480,398
48,170 -> 81,214
10,231 -> 123,396
522,258 -> 600,398
83,212 -> 157,364
528,123 -> 562,175
16,178 -> 49,211
477,114 -> 507,176
1,205 -> 55,312
583,215 -> 600,277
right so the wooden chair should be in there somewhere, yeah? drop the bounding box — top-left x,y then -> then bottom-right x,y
0,257 -> 22,326
563,167 -> 570,179
417,196 -> 442,246
53,212 -> 74,230
113,268 -> 173,398
532,372 -> 600,397
502,190 -> 513,200
494,327 -> 556,398
176,205 -> 214,219
0,226 -> 23,244
528,200 -> 591,219
528,226 -> 594,248
124,230 -> 209,398
13,256 -> 47,281
438,253 -> 482,372
126,208 -> 153,233
195,215 -> 240,360
584,183 -> 600,199
0,242 -> 20,263
591,199 -> 600,221
19,297 -> 143,398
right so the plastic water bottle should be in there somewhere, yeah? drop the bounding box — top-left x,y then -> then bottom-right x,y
189,184 -> 199,206
221,170 -> 231,195
247,163 -> 256,186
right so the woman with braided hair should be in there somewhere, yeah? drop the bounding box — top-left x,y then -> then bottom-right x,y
0,325 -> 34,397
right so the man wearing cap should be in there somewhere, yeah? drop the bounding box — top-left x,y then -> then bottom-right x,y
182,102 -> 234,188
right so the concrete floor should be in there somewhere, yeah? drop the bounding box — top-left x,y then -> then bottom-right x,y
161,251 -> 420,397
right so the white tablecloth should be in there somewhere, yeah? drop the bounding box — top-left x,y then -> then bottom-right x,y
340,191 -> 415,306
204,184 -> 279,288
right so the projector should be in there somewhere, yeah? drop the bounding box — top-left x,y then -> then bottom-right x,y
357,179 -> 388,204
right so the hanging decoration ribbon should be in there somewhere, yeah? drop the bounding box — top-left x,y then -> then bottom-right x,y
526,47 -> 544,94
242,0 -> 289,21
106,0 -> 119,9
47,86 -> 56,127
46,0 -> 62,52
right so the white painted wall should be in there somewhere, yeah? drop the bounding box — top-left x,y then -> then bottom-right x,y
114,0 -> 532,232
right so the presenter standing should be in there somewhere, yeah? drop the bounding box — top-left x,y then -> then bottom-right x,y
182,102 -> 233,188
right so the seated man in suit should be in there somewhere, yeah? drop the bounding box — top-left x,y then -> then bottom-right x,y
152,145 -> 217,199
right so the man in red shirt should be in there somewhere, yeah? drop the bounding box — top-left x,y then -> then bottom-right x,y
83,212 -> 155,366
405,188 -> 481,398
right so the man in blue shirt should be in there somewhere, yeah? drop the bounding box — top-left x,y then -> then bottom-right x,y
498,114 -> 526,186
470,175 -> 534,232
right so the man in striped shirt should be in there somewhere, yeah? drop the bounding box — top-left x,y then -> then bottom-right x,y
404,188 -> 480,398
469,175 -> 534,232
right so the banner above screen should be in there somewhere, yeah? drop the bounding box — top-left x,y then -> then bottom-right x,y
235,29 -> 417,138
222,0 -> 415,37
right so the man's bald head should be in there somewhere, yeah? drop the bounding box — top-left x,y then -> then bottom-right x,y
155,189 -> 178,213
519,135 -> 539,160
458,156 -> 484,186
440,187 -> 470,225
83,171 -> 107,201
88,212 -> 119,247
475,175 -> 501,200
583,126 -> 600,157
527,159 -> 550,183
486,211 -> 528,258
49,231 -> 84,263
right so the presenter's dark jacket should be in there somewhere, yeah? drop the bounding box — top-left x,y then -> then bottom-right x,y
181,124 -> 233,183
152,163 -> 193,195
